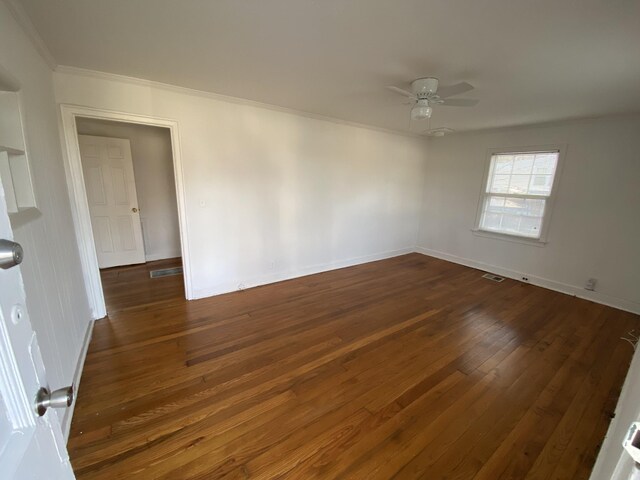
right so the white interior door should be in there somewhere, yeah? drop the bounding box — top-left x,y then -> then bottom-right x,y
0,172 -> 75,478
78,135 -> 145,269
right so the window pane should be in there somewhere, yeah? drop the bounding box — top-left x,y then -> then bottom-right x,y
501,214 -> 521,232
494,156 -> 514,174
533,154 -> 557,175
519,216 -> 543,237
489,197 -> 505,208
480,195 -> 546,238
508,175 -> 530,194
512,155 -> 534,174
490,174 -> 510,193
483,212 -> 502,230
488,151 -> 559,197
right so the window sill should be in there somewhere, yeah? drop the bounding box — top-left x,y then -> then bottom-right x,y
471,228 -> 547,247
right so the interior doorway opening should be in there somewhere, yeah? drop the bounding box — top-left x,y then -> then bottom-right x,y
60,105 -> 191,320
75,118 -> 184,313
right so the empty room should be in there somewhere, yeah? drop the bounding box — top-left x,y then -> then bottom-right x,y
0,1 -> 639,479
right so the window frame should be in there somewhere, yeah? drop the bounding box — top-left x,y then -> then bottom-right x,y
472,144 -> 566,246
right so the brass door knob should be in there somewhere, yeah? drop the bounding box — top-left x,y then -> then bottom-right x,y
132,207 -> 138,213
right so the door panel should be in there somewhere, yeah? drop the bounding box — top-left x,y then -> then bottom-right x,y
117,215 -> 136,250
0,166 -> 74,478
79,135 -> 145,269
92,216 -> 114,253
110,166 -> 128,205
85,167 -> 106,205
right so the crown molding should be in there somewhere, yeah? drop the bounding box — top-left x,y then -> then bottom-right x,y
3,0 -> 57,69
443,110 -> 640,139
55,65 -> 426,140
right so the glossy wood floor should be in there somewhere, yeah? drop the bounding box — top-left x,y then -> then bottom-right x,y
70,254 -> 639,479
100,257 -> 184,314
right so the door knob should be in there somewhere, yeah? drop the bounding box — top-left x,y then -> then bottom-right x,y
35,386 -> 74,417
131,207 -> 138,213
0,239 -> 24,269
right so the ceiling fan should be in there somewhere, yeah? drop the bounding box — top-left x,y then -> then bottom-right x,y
387,77 -> 478,121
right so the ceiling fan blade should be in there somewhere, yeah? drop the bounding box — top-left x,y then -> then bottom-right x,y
437,82 -> 474,98
386,86 -> 416,98
440,98 -> 479,107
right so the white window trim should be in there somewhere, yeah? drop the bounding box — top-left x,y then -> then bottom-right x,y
472,144 -> 567,245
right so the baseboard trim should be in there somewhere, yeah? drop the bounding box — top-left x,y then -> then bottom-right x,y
61,319 -> 94,441
192,247 -> 414,300
414,247 -> 640,315
145,251 -> 182,262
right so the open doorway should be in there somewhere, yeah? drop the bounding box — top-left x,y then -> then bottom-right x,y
75,118 -> 184,313
60,106 -> 191,319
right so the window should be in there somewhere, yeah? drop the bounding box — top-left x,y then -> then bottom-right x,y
476,149 -> 561,241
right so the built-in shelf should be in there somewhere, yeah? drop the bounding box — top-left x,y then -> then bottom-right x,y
0,91 -> 37,218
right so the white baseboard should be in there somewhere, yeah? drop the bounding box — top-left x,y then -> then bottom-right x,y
61,319 -> 94,442
145,251 -> 181,262
415,247 -> 640,315
192,247 -> 414,300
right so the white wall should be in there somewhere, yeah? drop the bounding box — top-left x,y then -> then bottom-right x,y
0,3 -> 91,426
418,114 -> 640,314
54,69 -> 427,298
76,118 -> 181,262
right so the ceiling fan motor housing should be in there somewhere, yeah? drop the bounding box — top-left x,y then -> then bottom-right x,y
411,77 -> 439,96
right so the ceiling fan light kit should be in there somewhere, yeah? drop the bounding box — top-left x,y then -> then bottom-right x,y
411,99 -> 433,120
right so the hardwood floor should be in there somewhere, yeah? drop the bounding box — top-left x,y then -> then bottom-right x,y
70,253 -> 639,479
100,257 -> 184,313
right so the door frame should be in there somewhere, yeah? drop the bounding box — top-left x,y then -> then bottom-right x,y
59,104 -> 192,319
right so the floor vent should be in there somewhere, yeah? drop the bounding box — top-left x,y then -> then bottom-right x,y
482,273 -> 505,282
150,267 -> 183,278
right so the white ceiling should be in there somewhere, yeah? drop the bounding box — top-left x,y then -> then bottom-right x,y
18,0 -> 640,133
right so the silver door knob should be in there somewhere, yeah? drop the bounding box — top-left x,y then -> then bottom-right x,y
0,239 -> 23,269
35,386 -> 74,417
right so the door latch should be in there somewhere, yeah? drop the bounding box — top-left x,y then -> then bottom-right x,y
0,239 -> 24,269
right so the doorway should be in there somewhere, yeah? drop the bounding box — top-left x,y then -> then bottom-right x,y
60,106 -> 191,319
76,118 -> 185,312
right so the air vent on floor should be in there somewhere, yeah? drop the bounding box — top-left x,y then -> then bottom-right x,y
150,267 -> 183,278
482,273 -> 505,282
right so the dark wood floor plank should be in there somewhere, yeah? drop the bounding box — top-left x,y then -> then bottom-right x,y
69,254 -> 639,479
422,301 -> 609,480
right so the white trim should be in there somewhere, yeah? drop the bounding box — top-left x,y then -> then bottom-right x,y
59,104 -> 193,319
434,112 -> 640,137
55,66 -> 425,140
192,247 -> 415,299
414,247 -> 640,315
60,319 -> 93,442
2,0 -> 57,69
470,228 -> 547,247
144,251 -> 182,262
473,144 -> 567,243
